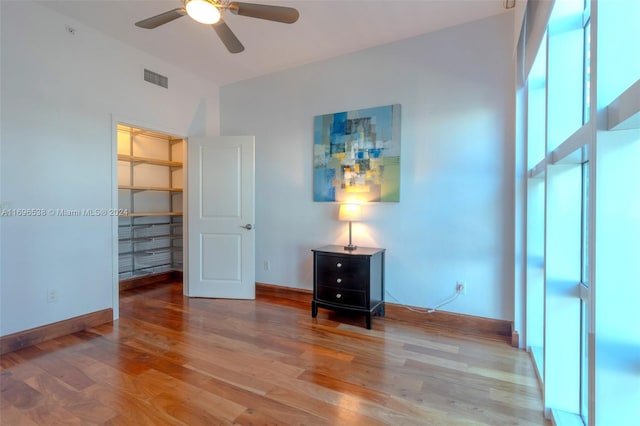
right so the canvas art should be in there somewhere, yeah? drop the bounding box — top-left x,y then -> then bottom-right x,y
313,104 -> 401,202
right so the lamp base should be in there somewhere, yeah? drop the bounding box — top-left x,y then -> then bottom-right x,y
344,220 -> 357,251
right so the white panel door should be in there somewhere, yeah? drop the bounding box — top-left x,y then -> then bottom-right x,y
186,136 -> 255,299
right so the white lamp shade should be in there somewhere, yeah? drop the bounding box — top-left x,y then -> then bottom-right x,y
338,203 -> 362,221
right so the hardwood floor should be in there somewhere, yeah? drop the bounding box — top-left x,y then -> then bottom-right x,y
1,281 -> 548,425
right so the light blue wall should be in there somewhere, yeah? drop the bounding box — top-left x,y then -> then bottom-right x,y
220,13 -> 516,320
0,3 -> 518,336
0,2 -> 219,335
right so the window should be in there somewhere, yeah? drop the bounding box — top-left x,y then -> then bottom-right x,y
524,0 -> 594,423
522,0 -> 640,424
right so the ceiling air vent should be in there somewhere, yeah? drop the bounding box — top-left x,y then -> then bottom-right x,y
144,69 -> 168,89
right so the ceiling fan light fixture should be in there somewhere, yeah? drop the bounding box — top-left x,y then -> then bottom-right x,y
185,0 -> 221,24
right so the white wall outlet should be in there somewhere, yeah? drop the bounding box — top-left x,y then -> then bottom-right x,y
47,288 -> 58,303
456,281 -> 467,295
264,260 -> 271,271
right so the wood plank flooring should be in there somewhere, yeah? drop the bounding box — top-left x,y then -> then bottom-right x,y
1,282 -> 549,425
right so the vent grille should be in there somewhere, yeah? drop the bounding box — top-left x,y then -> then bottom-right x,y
144,69 -> 168,89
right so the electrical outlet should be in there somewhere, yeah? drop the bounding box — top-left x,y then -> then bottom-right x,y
264,260 -> 271,271
47,288 -> 58,303
456,281 -> 467,295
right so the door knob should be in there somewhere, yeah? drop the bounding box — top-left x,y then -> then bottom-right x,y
240,224 -> 253,230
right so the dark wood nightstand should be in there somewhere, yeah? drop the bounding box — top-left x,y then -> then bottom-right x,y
311,245 -> 385,329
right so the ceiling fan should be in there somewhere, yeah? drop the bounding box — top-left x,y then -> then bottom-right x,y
135,0 -> 300,54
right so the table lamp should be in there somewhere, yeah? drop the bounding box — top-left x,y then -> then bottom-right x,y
338,203 -> 361,251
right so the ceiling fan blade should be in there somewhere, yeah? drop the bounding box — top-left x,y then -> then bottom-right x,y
135,8 -> 186,29
228,2 -> 299,24
212,20 -> 245,54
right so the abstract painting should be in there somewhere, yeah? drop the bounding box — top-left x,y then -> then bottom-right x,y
313,104 -> 401,202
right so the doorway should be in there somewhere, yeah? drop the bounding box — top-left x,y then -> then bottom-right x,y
116,123 -> 185,293
113,127 -> 257,317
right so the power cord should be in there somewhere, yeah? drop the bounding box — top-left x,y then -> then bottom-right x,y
424,291 -> 460,313
386,287 -> 461,314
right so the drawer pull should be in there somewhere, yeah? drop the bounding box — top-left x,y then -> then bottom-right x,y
336,278 -> 342,284
336,293 -> 342,299
336,262 -> 342,268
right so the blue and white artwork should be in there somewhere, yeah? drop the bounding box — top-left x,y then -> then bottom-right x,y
313,104 -> 401,202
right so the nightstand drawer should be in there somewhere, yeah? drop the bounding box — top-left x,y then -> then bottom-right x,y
315,270 -> 367,291
316,286 -> 366,307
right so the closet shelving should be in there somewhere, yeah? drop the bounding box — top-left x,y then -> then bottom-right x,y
117,124 -> 184,281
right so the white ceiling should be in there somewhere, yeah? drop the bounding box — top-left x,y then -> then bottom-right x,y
40,0 -> 511,87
